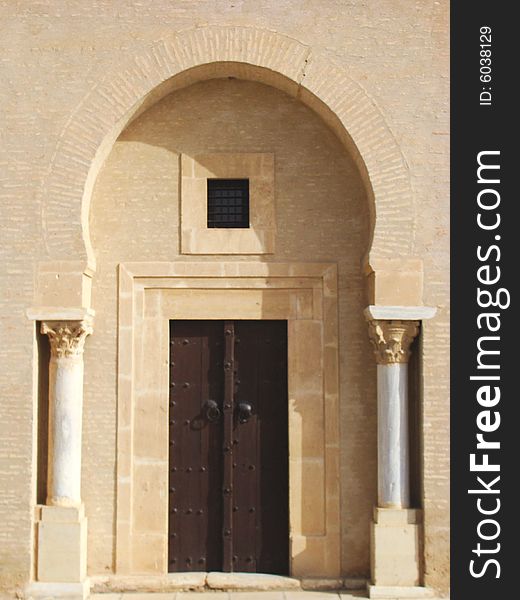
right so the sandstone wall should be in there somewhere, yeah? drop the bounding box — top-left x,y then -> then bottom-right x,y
0,1 -> 449,594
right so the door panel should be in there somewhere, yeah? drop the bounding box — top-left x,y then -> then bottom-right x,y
168,320 -> 288,574
168,321 -> 224,572
232,321 -> 289,574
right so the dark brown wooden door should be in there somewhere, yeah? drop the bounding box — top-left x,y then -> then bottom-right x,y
168,320 -> 288,574
168,321 -> 224,572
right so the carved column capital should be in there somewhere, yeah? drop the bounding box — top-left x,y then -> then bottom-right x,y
367,319 -> 419,365
41,319 -> 93,359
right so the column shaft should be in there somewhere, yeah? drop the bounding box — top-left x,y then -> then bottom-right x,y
42,320 -> 92,507
48,355 -> 85,506
377,362 -> 409,508
367,319 -> 419,510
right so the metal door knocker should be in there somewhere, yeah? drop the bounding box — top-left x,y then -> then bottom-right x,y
203,399 -> 221,423
237,402 -> 252,424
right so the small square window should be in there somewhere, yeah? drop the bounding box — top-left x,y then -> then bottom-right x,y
207,179 -> 250,228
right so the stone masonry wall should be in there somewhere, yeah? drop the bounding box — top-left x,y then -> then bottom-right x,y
0,1 -> 449,594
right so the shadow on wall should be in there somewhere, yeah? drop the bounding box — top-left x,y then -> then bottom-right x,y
91,77 -> 370,264
36,326 -> 50,505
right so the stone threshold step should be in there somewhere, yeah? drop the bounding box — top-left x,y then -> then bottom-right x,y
91,574 -> 369,594
92,573 -> 301,593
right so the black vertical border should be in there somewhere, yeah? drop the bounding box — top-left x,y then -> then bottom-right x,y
451,3 -> 514,599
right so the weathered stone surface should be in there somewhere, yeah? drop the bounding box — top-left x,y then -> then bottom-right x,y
206,572 -> 300,590
300,578 -> 344,591
91,573 -> 206,593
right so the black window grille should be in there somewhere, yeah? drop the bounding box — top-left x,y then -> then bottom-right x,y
207,179 -> 250,228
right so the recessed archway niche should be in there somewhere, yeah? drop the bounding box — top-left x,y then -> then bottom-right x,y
37,25 -> 421,314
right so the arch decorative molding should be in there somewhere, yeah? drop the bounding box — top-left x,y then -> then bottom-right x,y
41,25 -> 415,278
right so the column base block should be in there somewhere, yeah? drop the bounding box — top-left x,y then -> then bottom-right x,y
367,584 -> 435,599
370,508 -> 422,588
36,504 -> 87,583
25,578 -> 90,600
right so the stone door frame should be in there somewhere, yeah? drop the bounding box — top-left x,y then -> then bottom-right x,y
116,261 -> 341,578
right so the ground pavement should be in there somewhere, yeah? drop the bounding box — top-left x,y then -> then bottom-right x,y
91,593 -> 447,600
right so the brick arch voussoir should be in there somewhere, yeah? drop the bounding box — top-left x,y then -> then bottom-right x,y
42,25 -> 414,271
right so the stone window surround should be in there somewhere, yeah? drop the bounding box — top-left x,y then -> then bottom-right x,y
116,261 -> 340,578
180,153 -> 275,255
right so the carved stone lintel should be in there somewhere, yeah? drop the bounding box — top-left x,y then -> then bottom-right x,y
41,319 -> 93,359
367,319 -> 419,365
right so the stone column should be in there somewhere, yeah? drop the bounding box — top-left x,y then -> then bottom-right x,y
365,306 -> 435,599
368,319 -> 418,509
42,320 -> 92,507
25,312 -> 93,600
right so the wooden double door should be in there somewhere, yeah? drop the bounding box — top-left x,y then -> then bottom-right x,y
168,320 -> 289,574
